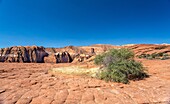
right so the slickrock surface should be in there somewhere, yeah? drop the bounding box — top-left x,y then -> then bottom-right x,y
0,59 -> 170,104
125,44 -> 170,56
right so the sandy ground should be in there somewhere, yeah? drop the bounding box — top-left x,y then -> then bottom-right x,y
0,59 -> 170,104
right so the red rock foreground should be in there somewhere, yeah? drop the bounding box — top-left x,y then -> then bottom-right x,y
0,59 -> 170,104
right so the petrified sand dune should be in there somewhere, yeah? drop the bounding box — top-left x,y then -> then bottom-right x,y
1,44 -> 170,64
124,44 -> 170,56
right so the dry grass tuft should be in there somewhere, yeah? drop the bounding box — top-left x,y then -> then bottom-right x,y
49,66 -> 100,77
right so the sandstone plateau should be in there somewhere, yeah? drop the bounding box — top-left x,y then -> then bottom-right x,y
0,44 -> 170,104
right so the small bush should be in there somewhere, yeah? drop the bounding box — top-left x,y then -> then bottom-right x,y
155,46 -> 167,50
95,48 -> 147,84
137,53 -> 169,60
161,53 -> 170,60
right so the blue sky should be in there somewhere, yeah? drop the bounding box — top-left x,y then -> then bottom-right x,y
0,0 -> 170,48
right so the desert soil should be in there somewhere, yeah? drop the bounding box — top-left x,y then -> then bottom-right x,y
0,59 -> 170,104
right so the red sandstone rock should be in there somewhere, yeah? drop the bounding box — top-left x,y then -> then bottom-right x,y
0,46 -> 48,63
1,44 -> 170,64
0,60 -> 170,103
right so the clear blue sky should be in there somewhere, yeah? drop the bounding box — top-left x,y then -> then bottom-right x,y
0,0 -> 170,48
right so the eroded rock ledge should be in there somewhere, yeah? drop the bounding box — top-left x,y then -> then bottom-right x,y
0,46 -> 48,63
0,46 -> 95,63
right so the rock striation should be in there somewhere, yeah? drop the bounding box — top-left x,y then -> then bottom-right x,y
44,51 -> 73,63
0,46 -> 48,63
44,46 -> 94,63
0,46 -> 90,63
54,51 -> 72,63
0,45 -> 99,63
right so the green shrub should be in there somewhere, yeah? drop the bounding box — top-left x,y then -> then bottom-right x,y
161,53 -> 170,60
95,48 -> 147,84
137,52 -> 169,60
155,46 -> 167,50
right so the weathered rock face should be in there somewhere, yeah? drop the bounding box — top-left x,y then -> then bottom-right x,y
0,47 -> 12,62
45,46 -> 86,63
91,48 -> 95,55
72,54 -> 92,63
0,45 -> 98,63
0,48 -> 4,62
55,51 -> 72,63
44,55 -> 56,63
36,46 -> 49,63
44,51 -> 73,63
0,46 -> 48,63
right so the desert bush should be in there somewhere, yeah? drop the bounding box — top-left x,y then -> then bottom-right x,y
95,48 -> 147,84
155,46 -> 167,50
138,52 -> 169,60
161,53 -> 170,60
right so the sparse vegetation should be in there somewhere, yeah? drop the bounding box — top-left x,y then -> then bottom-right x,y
50,66 -> 99,77
94,48 -> 147,84
155,46 -> 167,50
138,53 -> 170,60
161,53 -> 169,60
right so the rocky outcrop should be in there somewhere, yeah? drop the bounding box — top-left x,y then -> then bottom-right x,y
35,46 -> 49,63
45,46 -> 90,63
72,54 -> 92,63
0,48 -> 4,62
55,51 -> 72,63
44,51 -> 73,63
0,47 -> 12,62
0,45 -> 98,63
90,48 -> 95,55
44,55 -> 56,63
0,46 -> 48,63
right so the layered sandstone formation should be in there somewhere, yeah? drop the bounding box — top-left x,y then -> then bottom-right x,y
0,46 -> 48,63
0,45 -> 96,63
44,51 -> 73,63
44,46 -> 96,63
1,44 -> 170,103
1,44 -> 170,63
123,44 -> 170,56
